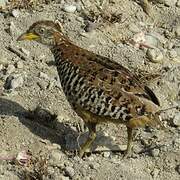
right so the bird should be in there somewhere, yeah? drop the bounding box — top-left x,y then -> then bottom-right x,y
17,20 -> 164,158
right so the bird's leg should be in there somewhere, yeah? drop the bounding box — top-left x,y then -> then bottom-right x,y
79,123 -> 97,158
123,127 -> 133,158
123,116 -> 151,158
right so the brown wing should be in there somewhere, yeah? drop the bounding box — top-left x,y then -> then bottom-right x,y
59,42 -> 160,107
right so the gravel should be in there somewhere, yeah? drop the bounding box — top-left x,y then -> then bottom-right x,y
63,4 -> 77,13
147,48 -> 164,63
173,112 -> 180,126
65,166 -> 75,178
0,1 -> 180,180
175,25 -> 180,38
5,74 -> 24,89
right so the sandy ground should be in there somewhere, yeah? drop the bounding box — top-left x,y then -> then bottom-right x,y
0,0 -> 180,179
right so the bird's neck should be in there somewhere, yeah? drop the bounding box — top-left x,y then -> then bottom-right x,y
50,39 -> 73,67
53,32 -> 70,46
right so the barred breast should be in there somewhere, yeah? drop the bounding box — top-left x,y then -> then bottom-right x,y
52,47 -> 132,123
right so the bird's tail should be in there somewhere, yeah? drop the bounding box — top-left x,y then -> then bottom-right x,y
148,106 -> 179,130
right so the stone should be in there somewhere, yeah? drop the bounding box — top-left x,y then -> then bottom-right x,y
11,9 -> 20,18
0,0 -> 8,8
16,61 -> 23,69
151,168 -> 160,179
59,175 -> 70,180
47,166 -> 54,175
9,75 -> 24,89
84,21 -> 98,32
76,3 -> 82,12
9,21 -> 18,36
6,64 -> 15,74
39,72 -> 49,80
176,165 -> 180,174
128,23 -> 141,33
49,150 -> 63,165
175,25 -> 180,38
103,151 -> 111,158
145,35 -> 159,48
5,74 -> 24,89
52,143 -> 61,150
65,166 -> 75,178
20,47 -> 30,57
37,81 -> 48,90
177,0 -> 180,7
63,4 -> 77,13
147,48 -> 164,63
157,0 -> 177,6
173,112 -> 180,126
0,64 -> 3,71
0,57 -> 8,65
150,148 -> 160,157
174,47 -> 180,56
169,49 -> 178,58
89,162 -> 100,170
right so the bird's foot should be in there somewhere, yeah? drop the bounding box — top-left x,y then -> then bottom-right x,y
121,148 -> 133,159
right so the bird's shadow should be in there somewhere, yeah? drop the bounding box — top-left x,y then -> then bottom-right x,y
0,97 -> 122,155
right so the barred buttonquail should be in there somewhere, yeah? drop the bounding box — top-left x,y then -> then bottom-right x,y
17,20 -> 164,158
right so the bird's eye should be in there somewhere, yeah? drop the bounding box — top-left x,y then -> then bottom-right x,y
39,27 -> 45,34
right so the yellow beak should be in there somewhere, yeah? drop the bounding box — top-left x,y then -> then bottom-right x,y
17,32 -> 39,41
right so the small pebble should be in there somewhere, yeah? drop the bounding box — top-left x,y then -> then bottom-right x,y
147,48 -> 164,63
167,41 -> 175,49
76,3 -> 82,11
173,138 -> 180,147
65,166 -> 75,178
0,64 -> 3,71
174,47 -> 180,56
89,162 -> 100,170
176,165 -> 180,174
37,81 -> 48,90
145,35 -> 159,48
6,64 -> 15,74
39,72 -> 49,80
47,166 -> 54,175
11,9 -> 20,18
76,16 -> 84,23
63,4 -> 77,13
52,143 -> 61,150
151,168 -> 159,179
9,21 -> 17,36
59,175 -> 70,180
157,0 -> 177,6
0,0 -> 8,8
169,49 -> 177,58
177,0 -> 180,7
10,75 -> 24,89
128,23 -> 140,33
118,145 -> 127,151
173,112 -> 180,126
103,151 -> 111,158
5,74 -> 24,89
49,150 -> 63,165
175,25 -> 180,38
20,47 -> 30,57
151,148 -> 160,157
16,61 -> 23,69
0,57 -> 8,65
84,21 -> 98,32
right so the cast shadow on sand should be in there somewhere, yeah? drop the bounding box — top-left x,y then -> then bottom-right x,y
0,97 -> 123,156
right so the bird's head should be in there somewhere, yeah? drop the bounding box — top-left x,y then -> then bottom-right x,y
17,20 -> 65,46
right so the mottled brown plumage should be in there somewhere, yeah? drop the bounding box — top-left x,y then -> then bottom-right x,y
17,20 -> 164,158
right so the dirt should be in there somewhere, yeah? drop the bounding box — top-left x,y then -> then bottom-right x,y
0,0 -> 180,179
